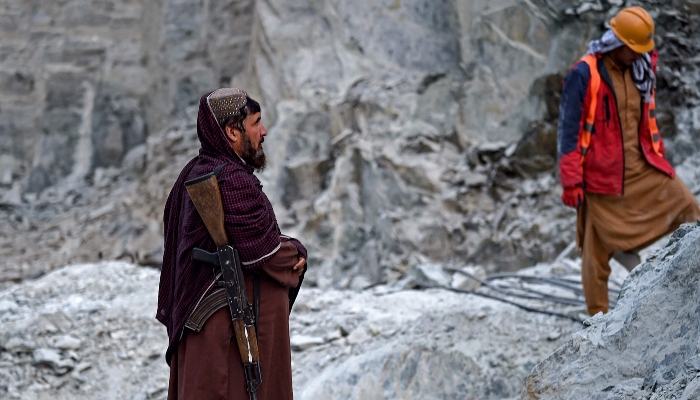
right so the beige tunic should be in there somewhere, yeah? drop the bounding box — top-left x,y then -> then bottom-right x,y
578,54 -> 700,315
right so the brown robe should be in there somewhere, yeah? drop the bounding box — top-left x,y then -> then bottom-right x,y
578,54 -> 700,315
167,242 -> 301,399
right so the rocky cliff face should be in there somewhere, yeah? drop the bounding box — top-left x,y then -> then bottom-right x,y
0,0 -> 254,193
1,0 -> 699,287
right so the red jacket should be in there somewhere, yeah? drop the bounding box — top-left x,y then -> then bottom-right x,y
558,52 -> 674,196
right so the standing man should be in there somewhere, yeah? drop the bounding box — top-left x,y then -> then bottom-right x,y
157,88 -> 308,399
557,6 -> 700,316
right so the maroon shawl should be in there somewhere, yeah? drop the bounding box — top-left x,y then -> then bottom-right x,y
157,92 -> 282,364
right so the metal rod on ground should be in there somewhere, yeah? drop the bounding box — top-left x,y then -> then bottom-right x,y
420,284 -> 585,324
508,285 -> 585,307
552,275 -> 621,295
486,273 -> 587,295
487,273 -> 622,296
442,267 -> 623,318
444,267 -> 588,308
487,278 -> 587,307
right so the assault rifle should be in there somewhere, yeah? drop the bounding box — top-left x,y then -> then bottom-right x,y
184,167 -> 262,400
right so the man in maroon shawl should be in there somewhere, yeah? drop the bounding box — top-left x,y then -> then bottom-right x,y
157,88 -> 307,399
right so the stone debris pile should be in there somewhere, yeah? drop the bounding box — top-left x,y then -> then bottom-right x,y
0,262 -> 169,400
1,225 -> 699,399
0,260 -> 583,399
523,222 -> 700,400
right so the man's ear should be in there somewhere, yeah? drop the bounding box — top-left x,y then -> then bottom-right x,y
224,125 -> 239,143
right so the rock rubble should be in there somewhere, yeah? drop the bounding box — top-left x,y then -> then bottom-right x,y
0,262 -> 169,400
0,260 -> 585,399
523,223 -> 700,400
2,225 -> 699,399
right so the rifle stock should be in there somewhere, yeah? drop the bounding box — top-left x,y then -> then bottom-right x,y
184,172 -> 228,247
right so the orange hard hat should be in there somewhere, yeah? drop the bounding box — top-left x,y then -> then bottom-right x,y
610,6 -> 655,53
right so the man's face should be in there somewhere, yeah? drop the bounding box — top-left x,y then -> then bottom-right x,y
611,45 -> 644,67
238,112 -> 267,170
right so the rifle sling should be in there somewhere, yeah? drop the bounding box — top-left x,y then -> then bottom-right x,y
212,163 -> 227,177
254,275 -> 260,335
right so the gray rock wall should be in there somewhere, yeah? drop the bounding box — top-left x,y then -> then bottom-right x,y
1,0 -> 699,287
0,0 -> 253,194
249,0 -> 700,286
236,0 -> 591,285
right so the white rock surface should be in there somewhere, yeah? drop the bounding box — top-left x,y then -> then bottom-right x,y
0,262 -> 169,400
292,286 -> 579,399
523,223 -> 700,400
2,226 -> 699,399
451,266 -> 486,290
0,260 -> 583,399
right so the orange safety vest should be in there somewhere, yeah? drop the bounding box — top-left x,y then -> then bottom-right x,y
578,53 -> 662,166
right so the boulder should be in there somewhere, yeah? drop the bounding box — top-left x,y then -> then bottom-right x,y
523,223 -> 700,399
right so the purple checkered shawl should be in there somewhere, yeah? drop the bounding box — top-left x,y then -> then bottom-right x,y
157,92 -> 282,364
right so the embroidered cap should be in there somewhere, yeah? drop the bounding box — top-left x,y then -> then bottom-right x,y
207,88 -> 248,126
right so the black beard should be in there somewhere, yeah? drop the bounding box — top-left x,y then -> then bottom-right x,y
240,133 -> 266,171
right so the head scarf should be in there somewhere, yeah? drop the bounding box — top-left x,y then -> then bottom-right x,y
157,90 -> 281,364
587,29 -> 656,103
